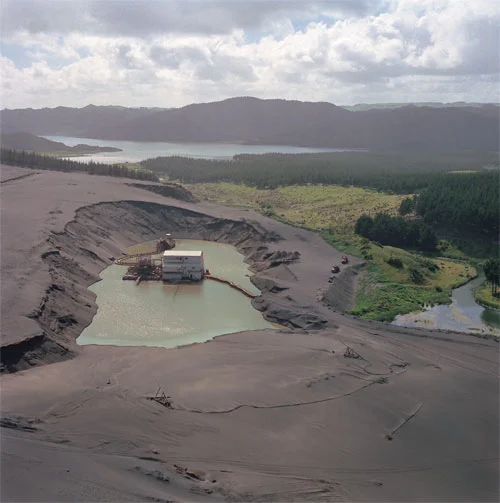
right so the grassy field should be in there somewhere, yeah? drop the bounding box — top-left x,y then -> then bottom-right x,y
187,183 -> 404,230
474,282 -> 500,310
186,182 -> 480,321
44,151 -> 86,158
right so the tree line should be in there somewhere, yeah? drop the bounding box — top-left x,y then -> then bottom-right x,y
1,148 -> 159,182
483,258 -> 500,296
355,170 -> 499,252
141,151 -> 497,193
355,213 -> 438,251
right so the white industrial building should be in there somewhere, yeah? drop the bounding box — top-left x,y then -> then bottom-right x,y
162,250 -> 205,281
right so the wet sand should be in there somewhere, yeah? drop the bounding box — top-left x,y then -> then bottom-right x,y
1,165 -> 499,502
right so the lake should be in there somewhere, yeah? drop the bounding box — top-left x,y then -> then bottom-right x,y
393,274 -> 500,335
77,239 -> 275,348
43,135 -> 359,164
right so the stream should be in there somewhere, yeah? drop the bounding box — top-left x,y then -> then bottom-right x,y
393,274 -> 500,335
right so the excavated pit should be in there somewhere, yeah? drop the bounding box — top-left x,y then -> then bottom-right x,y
1,200 -> 330,373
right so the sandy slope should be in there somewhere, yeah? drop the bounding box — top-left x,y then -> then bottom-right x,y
1,165 -> 498,502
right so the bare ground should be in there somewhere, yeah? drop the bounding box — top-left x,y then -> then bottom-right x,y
1,165 -> 499,502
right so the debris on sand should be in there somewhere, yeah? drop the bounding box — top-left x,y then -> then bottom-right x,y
146,387 -> 173,409
173,464 -> 204,481
344,346 -> 361,359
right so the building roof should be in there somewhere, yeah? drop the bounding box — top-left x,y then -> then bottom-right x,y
163,250 -> 203,257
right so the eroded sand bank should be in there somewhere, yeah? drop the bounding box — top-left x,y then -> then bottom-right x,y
1,165 -> 498,502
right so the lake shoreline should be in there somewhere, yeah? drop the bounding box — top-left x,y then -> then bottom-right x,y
41,135 -> 363,164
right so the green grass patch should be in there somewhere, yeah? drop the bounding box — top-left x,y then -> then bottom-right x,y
350,280 -> 451,322
43,151 -> 87,158
474,281 -> 500,310
320,230 -> 365,257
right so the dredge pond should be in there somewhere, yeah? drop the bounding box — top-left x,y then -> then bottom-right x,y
78,239 -> 275,348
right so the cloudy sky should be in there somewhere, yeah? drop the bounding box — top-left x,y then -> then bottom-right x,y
1,0 -> 499,109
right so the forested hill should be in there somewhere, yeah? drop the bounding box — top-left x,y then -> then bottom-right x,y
0,105 -> 158,138
1,132 -> 121,154
2,98 -> 498,151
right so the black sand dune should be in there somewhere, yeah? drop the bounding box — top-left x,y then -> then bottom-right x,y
1,165 -> 498,502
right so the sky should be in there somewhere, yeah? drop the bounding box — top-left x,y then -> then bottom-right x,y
1,0 -> 499,109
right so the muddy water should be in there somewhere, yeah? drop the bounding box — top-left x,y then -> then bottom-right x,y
77,240 -> 275,348
393,275 -> 500,335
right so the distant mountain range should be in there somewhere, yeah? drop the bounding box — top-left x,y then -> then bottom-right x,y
1,132 -> 122,155
342,102 -> 500,111
2,98 -> 498,152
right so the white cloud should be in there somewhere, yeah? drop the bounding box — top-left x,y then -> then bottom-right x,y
1,0 -> 498,108
2,0 -> 374,37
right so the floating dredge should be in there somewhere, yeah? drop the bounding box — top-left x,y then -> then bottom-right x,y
120,233 -> 175,282
123,255 -> 162,284
118,233 -> 256,297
